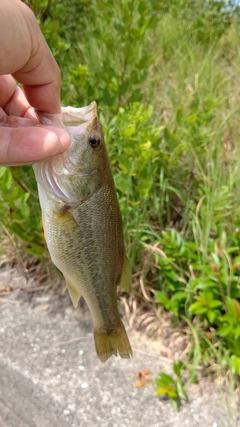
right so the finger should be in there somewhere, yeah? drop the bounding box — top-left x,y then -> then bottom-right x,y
0,75 -> 16,108
0,75 -> 39,122
0,125 -> 70,166
0,1 -> 61,113
22,80 -> 61,115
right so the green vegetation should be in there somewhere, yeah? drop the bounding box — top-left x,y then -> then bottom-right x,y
1,0 -> 240,387
155,362 -> 188,410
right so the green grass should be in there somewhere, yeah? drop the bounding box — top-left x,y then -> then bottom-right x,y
1,0 -> 240,389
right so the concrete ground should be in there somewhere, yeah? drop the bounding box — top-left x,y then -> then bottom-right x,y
0,267 -> 239,427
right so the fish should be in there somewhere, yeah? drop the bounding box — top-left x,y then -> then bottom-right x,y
33,101 -> 133,362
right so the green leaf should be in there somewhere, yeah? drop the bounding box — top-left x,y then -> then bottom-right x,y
0,167 -> 12,189
155,386 -> 170,395
138,1 -> 148,15
171,398 -> 180,411
207,309 -> 216,324
208,300 -> 222,309
155,373 -> 175,386
155,291 -> 171,309
176,381 -> 188,401
176,109 -> 183,125
217,324 -> 233,337
186,113 -> 197,124
173,361 -> 185,377
114,174 -> 131,195
230,355 -> 240,375
168,388 -> 178,398
137,179 -> 153,198
189,302 -> 208,314
234,326 -> 240,339
0,167 -> 7,178
171,291 -> 187,302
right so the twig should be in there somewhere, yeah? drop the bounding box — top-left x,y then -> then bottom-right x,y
0,298 -> 21,304
58,337 -> 87,346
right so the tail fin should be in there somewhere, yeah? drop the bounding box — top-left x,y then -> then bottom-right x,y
94,321 -> 133,362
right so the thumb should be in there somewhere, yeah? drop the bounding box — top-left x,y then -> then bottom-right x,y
0,125 -> 70,166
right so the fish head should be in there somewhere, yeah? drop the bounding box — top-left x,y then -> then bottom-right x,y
65,109 -> 107,175
34,102 -> 111,206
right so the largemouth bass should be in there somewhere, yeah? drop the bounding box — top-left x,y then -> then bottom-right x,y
33,101 -> 132,362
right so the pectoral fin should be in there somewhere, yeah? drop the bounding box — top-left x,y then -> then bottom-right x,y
65,276 -> 82,308
118,254 -> 131,294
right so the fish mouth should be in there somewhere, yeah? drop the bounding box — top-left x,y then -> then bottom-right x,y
37,101 -> 98,127
62,101 -> 98,125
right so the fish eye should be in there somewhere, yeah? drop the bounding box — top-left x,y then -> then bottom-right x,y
89,134 -> 101,148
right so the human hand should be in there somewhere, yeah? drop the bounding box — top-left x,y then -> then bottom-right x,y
0,0 -> 71,166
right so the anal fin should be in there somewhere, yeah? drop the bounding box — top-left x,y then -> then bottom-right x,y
65,276 -> 82,308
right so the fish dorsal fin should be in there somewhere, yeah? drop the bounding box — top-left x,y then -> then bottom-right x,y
118,255 -> 132,294
65,276 -> 82,308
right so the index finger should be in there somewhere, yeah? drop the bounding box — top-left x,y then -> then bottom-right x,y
0,75 -> 39,121
0,0 -> 61,113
